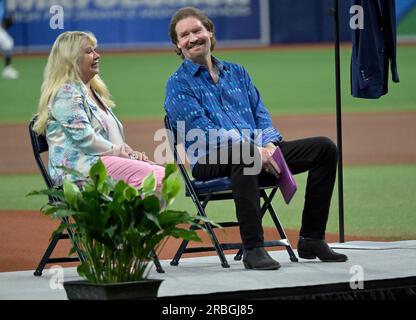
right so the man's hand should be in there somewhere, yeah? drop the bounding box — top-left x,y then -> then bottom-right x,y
257,145 -> 281,178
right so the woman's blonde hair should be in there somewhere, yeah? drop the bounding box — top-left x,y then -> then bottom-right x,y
33,31 -> 115,134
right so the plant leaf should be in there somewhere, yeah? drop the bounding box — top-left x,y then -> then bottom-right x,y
113,180 -> 130,202
63,179 -> 81,208
89,159 -> 107,190
141,171 -> 156,193
143,195 -> 161,213
161,171 -> 180,207
169,228 -> 202,242
53,208 -> 81,219
162,163 -> 177,182
158,210 -> 189,225
123,184 -> 139,201
40,205 -> 59,216
27,187 -> 64,201
144,211 -> 161,230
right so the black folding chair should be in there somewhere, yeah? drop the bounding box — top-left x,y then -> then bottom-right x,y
164,116 -> 298,268
29,116 -> 83,276
29,116 -> 165,275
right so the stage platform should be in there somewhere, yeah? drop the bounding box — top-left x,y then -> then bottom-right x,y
1,241 -> 416,300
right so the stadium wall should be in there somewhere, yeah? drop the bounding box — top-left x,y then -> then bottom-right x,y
5,0 -> 414,53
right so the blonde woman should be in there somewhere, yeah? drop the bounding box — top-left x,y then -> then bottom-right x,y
34,31 -> 164,190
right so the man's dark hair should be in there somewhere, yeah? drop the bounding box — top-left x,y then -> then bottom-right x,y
169,7 -> 216,59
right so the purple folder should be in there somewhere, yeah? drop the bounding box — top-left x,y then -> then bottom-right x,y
272,146 -> 297,204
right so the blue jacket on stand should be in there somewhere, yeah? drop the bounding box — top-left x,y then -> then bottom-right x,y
351,0 -> 400,99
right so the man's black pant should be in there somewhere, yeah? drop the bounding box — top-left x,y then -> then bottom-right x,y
192,137 -> 338,249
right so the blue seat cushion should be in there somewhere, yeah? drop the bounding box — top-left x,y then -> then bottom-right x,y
190,177 -> 232,195
187,176 -> 277,196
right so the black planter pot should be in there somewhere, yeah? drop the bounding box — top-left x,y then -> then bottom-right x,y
63,279 -> 163,300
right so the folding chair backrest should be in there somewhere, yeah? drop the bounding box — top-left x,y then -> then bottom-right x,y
164,116 -> 200,198
164,116 -> 185,170
28,116 -> 54,190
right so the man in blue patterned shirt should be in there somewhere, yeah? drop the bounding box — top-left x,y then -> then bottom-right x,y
165,7 -> 347,270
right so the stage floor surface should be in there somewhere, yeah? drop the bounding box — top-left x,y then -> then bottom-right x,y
1,241 -> 416,300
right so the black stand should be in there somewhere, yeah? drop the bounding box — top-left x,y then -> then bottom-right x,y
332,0 -> 345,243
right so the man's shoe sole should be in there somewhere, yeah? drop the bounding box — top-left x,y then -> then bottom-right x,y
319,256 -> 348,262
243,261 -> 281,270
298,250 -> 348,262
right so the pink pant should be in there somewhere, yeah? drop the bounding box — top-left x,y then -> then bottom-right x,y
101,156 -> 165,192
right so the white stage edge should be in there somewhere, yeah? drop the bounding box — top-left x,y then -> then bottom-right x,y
1,241 -> 416,300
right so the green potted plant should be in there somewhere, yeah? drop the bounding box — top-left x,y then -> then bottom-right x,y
28,160 -> 214,300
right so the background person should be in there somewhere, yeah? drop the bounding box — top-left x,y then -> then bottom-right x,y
33,31 -> 164,191
0,0 -> 19,79
165,7 -> 347,270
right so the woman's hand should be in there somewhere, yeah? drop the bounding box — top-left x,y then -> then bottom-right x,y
117,144 -> 155,164
123,143 -> 134,154
118,144 -> 131,159
128,151 -> 147,161
128,150 -> 156,164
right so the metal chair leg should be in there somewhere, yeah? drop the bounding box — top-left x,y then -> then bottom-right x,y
234,190 -> 278,262
234,249 -> 243,261
34,219 -> 85,276
170,228 -> 194,266
261,189 -> 298,262
33,230 -> 62,276
151,250 -> 165,273
170,192 -> 231,268
197,195 -> 230,268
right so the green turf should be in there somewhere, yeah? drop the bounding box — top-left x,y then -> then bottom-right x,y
3,165 -> 415,240
398,6 -> 416,35
1,46 -> 415,124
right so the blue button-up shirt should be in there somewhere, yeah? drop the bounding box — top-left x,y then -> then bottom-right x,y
164,57 -> 282,168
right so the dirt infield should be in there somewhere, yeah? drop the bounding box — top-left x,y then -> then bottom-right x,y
0,210 -> 386,273
0,111 -> 415,272
1,111 -> 416,174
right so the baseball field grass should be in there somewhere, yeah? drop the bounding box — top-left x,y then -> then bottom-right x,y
0,46 -> 415,123
2,164 -> 415,239
0,45 -> 415,240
